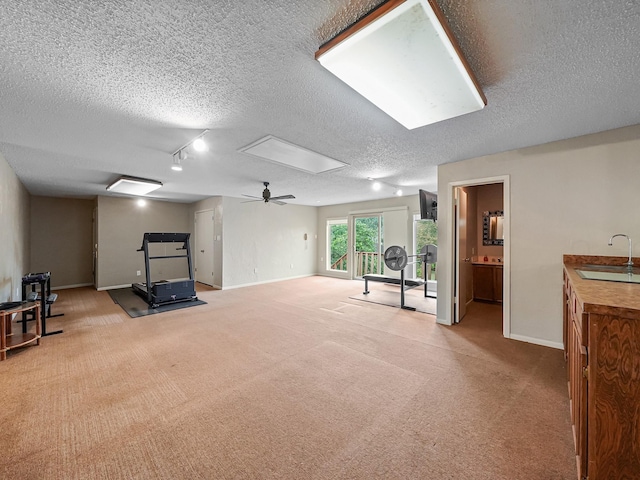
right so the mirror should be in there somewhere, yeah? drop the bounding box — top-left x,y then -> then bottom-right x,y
483,210 -> 504,246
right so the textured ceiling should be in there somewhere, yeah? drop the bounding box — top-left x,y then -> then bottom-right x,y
1,0 -> 639,206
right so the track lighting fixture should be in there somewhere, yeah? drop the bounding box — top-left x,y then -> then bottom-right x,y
171,130 -> 209,171
367,177 -> 404,196
171,152 -> 183,171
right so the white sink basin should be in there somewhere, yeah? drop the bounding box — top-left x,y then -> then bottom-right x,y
576,268 -> 640,284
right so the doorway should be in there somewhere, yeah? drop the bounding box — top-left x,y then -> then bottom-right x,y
450,176 -> 510,337
195,210 -> 215,286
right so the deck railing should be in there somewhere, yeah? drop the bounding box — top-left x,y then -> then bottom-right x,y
330,252 -> 382,276
331,251 -> 438,280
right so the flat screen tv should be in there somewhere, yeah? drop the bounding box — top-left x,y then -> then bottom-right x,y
419,189 -> 437,221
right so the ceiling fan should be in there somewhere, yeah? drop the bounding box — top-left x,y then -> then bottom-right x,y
242,182 -> 295,205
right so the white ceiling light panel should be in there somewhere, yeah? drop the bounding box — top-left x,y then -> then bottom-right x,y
238,135 -> 348,174
106,176 -> 163,195
316,0 -> 486,130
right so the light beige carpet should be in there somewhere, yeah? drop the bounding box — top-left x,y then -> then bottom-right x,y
0,276 -> 576,479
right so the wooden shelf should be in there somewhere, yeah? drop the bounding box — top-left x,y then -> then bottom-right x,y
0,301 -> 41,361
6,332 -> 40,349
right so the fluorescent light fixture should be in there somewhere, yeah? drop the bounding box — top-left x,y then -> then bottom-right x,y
106,176 -> 162,196
315,0 -> 487,129
238,135 -> 348,174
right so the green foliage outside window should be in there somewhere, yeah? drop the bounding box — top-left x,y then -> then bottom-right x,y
415,219 -> 437,279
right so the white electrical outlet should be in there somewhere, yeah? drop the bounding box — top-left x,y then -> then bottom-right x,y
136,270 -> 141,276
320,257 -> 323,262
254,267 -> 258,273
290,264 -> 294,269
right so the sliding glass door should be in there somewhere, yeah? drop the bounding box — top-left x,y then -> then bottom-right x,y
353,215 -> 382,278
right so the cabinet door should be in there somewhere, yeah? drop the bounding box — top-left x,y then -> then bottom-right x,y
494,267 -> 503,302
472,265 -> 494,301
578,344 -> 588,480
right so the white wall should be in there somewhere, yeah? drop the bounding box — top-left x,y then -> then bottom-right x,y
0,152 -> 30,302
221,197 -> 318,288
438,124 -> 640,347
317,195 -> 420,278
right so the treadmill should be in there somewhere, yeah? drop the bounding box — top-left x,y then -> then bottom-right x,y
132,233 -> 198,308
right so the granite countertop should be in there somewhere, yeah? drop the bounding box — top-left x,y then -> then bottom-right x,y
564,254 -> 640,318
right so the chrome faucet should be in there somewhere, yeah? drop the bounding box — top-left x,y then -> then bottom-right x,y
608,234 -> 633,268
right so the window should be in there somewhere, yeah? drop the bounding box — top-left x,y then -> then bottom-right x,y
413,214 -> 437,280
327,219 -> 348,271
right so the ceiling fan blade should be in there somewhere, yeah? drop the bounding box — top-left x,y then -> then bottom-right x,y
271,200 -> 287,205
269,194 -> 295,201
242,194 -> 262,199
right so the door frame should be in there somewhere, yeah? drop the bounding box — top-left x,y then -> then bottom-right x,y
446,175 -> 510,338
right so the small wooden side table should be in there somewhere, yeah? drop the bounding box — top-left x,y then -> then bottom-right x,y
0,302 -> 41,361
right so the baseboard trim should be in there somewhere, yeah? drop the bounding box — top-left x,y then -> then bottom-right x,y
222,274 -> 314,290
509,333 -> 563,350
97,284 -> 132,291
52,283 -> 94,291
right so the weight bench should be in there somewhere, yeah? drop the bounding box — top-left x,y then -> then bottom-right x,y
363,273 -> 425,311
21,272 -> 64,336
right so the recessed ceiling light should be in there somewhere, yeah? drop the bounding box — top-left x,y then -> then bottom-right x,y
239,135 -> 348,174
106,176 -> 162,196
395,189 -> 403,196
372,181 -> 382,191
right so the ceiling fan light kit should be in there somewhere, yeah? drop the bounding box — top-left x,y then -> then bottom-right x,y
315,0 -> 486,129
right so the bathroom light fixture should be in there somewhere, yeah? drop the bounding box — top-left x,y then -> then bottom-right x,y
315,0 -> 486,129
106,176 -> 162,195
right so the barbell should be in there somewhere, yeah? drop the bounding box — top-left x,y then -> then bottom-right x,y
383,244 -> 438,271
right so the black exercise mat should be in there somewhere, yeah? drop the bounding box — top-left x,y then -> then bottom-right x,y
349,284 -> 436,315
108,287 -> 207,318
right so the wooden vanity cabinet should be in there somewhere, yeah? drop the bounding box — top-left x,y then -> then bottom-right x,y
563,270 -> 588,479
563,259 -> 640,480
472,264 -> 503,302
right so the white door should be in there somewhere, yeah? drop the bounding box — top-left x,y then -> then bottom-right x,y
454,188 -> 469,323
195,210 -> 214,286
